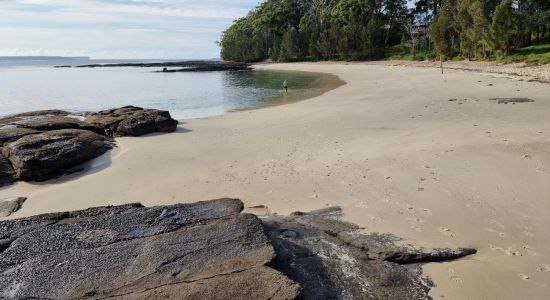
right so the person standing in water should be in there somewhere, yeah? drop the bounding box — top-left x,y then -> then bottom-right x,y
283,80 -> 289,93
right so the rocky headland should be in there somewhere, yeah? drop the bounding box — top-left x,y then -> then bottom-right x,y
0,106 -> 179,187
55,61 -> 251,72
0,198 -> 476,299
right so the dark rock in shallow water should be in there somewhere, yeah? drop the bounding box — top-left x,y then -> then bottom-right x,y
0,197 -> 26,217
2,129 -> 114,181
0,199 -> 476,299
158,63 -> 251,72
0,199 -> 301,299
68,60 -> 251,72
85,106 -> 179,137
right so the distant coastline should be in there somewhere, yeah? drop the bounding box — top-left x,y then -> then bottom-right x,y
0,56 -> 90,61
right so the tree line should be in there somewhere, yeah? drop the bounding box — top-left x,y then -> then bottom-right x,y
219,0 -> 550,62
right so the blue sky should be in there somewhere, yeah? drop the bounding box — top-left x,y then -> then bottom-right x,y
0,0 -> 262,59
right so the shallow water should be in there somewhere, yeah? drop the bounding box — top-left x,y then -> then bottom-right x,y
0,60 -> 322,119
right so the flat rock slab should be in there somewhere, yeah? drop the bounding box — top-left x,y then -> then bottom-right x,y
264,207 -> 477,299
0,198 -> 301,299
0,127 -> 42,146
14,116 -> 105,135
85,106 -> 179,137
0,110 -> 70,127
0,197 -> 26,218
2,129 -> 114,181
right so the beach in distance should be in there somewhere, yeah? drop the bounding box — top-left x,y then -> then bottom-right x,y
2,61 -> 550,299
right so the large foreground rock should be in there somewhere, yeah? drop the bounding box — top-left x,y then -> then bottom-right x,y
0,199 -> 476,299
85,106 -> 179,137
2,129 -> 113,181
0,199 -> 301,299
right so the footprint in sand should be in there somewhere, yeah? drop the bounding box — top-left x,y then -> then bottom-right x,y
486,228 -> 507,238
407,217 -> 424,232
490,245 -> 522,256
422,208 -> 433,215
537,264 -> 550,272
524,226 -> 535,237
448,268 -> 464,285
439,227 -> 456,237
488,219 -> 505,229
519,274 -> 530,280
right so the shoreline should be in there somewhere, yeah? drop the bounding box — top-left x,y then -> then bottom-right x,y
230,69 -> 346,115
2,62 -> 550,299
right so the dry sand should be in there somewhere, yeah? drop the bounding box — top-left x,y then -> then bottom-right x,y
2,62 -> 550,299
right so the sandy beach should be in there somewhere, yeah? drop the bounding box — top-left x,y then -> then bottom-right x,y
2,62 -> 550,299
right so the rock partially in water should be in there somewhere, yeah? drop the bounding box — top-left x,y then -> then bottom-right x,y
0,197 -> 26,217
0,199 -> 477,299
85,106 -> 179,137
2,129 -> 114,181
0,199 -> 301,299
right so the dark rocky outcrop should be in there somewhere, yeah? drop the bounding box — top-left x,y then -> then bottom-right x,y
0,199 -> 476,299
2,129 -> 114,181
0,127 -> 41,146
0,107 -> 180,185
13,116 -> 104,134
0,199 -> 301,299
85,106 -> 179,137
0,197 -> 26,217
0,109 -> 70,126
264,207 -> 477,299
0,154 -> 16,186
157,63 -> 251,73
62,60 -> 251,72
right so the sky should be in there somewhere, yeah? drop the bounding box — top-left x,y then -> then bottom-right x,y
0,0 -> 262,59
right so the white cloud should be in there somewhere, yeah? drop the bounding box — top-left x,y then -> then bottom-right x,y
0,0 -> 261,59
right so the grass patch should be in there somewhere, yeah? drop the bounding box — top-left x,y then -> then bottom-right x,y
497,44 -> 550,64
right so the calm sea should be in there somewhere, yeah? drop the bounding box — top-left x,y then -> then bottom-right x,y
0,58 -> 320,119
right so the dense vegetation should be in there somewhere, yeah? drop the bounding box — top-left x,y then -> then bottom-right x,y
219,0 -> 550,63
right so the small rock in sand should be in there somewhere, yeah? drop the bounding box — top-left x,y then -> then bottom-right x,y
0,197 -> 27,217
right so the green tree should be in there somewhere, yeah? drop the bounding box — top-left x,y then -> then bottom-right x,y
430,3 -> 455,59
280,27 -> 300,61
488,0 -> 519,55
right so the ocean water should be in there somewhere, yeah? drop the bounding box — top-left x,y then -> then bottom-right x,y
0,58 -> 320,119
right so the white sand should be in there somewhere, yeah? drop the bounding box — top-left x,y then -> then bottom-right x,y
2,62 -> 550,299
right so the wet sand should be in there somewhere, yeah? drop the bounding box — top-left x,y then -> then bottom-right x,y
2,62 -> 550,299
